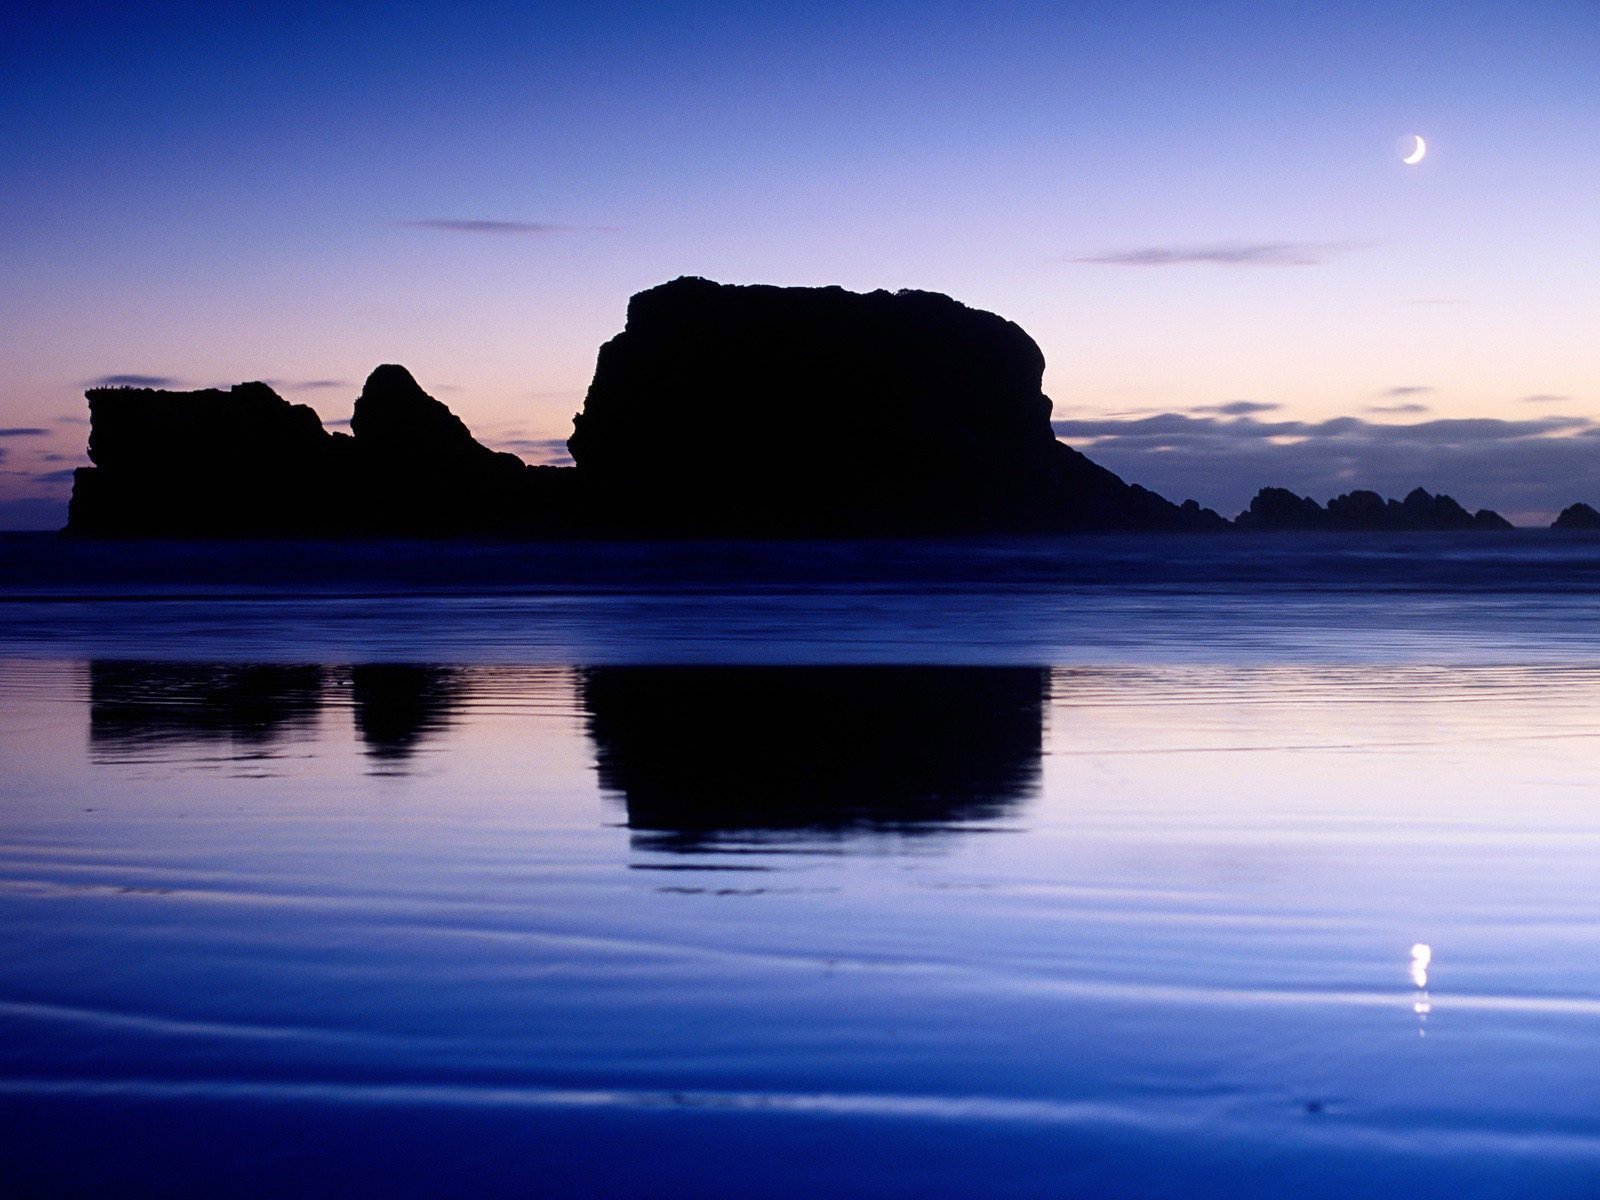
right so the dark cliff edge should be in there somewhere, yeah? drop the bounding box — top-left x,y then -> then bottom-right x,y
66,277 -> 1511,538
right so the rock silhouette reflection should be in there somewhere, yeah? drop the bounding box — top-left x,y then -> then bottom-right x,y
349,664 -> 463,765
580,666 -> 1048,848
88,661 -> 325,758
86,661 -> 465,770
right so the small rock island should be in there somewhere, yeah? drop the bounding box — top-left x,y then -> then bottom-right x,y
66,277 -> 1520,538
1234,486 -> 1511,532
1551,503 -> 1600,530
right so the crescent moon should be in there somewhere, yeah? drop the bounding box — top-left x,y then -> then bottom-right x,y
1402,135 -> 1426,165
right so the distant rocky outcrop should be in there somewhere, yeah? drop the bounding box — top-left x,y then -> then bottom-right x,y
1551,503 -> 1600,530
568,277 -> 1223,535
1234,487 -> 1511,531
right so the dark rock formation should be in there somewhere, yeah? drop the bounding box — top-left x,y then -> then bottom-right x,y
70,381 -> 348,535
345,365 -> 570,535
1552,503 -> 1600,530
1233,486 -> 1329,530
68,366 -> 573,536
569,277 -> 1223,535
66,278 -> 1519,539
1235,486 -> 1510,531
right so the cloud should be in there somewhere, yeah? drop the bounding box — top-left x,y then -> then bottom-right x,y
495,436 -> 574,465
401,219 -> 618,235
1051,411 -> 1600,522
1365,403 -> 1431,415
55,415 -> 88,425
1520,394 -> 1570,405
1054,412 -> 1591,447
29,468 -> 78,485
1070,241 -> 1356,268
1188,401 -> 1281,416
260,378 -> 349,392
1382,386 -> 1434,397
0,427 -> 48,438
88,374 -> 182,388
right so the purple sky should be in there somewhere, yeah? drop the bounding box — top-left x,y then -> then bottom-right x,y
4,2 -> 1597,526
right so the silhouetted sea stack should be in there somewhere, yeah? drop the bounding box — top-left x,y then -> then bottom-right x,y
65,278 -> 1516,538
1234,487 -> 1511,532
346,364 -> 569,535
570,277 -> 1221,535
1551,503 -> 1600,530
70,381 -> 346,535
69,366 -> 573,536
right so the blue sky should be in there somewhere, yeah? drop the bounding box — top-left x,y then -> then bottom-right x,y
3,1 -> 1597,525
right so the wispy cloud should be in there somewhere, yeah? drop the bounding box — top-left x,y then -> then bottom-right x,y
1054,413 -> 1593,448
265,378 -> 349,391
1382,386 -> 1434,397
88,374 -> 182,388
29,468 -> 78,485
1188,400 -> 1281,416
1365,402 -> 1431,415
401,219 -> 618,235
0,428 -> 48,438
1520,394 -> 1570,405
1070,241 -> 1356,268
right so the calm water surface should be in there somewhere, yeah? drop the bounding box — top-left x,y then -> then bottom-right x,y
3,537 -> 1600,1197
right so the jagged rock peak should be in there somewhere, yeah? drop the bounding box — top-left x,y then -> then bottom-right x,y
1552,502 -> 1600,529
351,363 -> 479,455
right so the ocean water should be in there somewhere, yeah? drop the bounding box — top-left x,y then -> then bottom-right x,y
3,534 -> 1600,1197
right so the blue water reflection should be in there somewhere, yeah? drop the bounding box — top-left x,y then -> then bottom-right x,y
3,656 -> 1600,1197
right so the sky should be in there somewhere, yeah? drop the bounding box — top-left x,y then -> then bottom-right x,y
3,0 -> 1597,527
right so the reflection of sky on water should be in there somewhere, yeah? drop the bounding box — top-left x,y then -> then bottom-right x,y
4,658 -> 1600,1195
